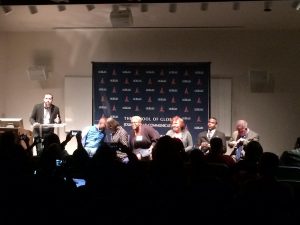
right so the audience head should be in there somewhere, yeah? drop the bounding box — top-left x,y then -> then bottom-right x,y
152,135 -> 185,167
244,141 -> 263,162
93,142 -> 117,164
106,117 -> 120,132
170,116 -> 185,133
258,152 -> 279,176
190,149 -> 205,166
209,137 -> 223,155
43,133 -> 60,149
207,117 -> 218,131
294,137 -> 300,149
236,119 -> 248,136
0,130 -> 18,146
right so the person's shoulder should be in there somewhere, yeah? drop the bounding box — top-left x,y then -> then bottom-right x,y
183,129 -> 192,135
52,104 -> 59,109
34,103 -> 43,108
143,124 -> 155,130
198,130 -> 207,136
232,130 -> 238,135
248,129 -> 259,136
119,126 -> 128,133
216,130 -> 226,135
82,125 -> 92,132
166,129 -> 173,135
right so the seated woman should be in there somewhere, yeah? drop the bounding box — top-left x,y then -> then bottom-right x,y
166,116 -> 193,153
129,116 -> 160,160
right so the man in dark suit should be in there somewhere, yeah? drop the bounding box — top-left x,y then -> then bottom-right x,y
196,117 -> 227,154
29,93 -> 61,155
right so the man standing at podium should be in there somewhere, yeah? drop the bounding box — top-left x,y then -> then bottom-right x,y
29,93 -> 61,155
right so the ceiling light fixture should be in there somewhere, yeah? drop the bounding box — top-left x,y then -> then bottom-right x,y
292,1 -> 300,10
86,4 -> 95,11
110,5 -> 133,27
264,1 -> 272,12
2,5 -> 12,15
141,3 -> 148,13
28,5 -> 38,14
57,5 -> 66,12
169,3 -> 177,13
233,2 -> 240,11
201,2 -> 208,11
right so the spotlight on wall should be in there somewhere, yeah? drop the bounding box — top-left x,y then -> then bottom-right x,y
232,2 -> 240,11
86,4 -> 95,11
169,3 -> 177,13
264,1 -> 272,12
292,1 -> 300,10
57,5 -> 66,12
141,3 -> 148,13
110,5 -> 133,27
28,5 -> 38,14
200,2 -> 208,11
2,5 -> 12,15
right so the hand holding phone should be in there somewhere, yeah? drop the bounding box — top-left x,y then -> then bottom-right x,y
70,130 -> 81,136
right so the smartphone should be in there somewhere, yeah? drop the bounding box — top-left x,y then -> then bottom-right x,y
72,178 -> 86,187
56,159 -> 63,167
70,130 -> 81,136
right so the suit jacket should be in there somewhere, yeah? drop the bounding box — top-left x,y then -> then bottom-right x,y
228,129 -> 259,157
29,103 -> 61,137
197,129 -> 226,154
228,129 -> 259,148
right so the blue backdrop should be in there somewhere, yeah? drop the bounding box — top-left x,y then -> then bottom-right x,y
92,62 -> 210,144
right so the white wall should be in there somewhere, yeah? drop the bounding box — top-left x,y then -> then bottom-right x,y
1,29 -> 300,155
0,34 -> 8,117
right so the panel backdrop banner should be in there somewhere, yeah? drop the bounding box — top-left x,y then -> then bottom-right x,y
92,62 -> 210,143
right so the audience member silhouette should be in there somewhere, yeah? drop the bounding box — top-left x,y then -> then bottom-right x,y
232,140 -> 264,189
204,137 -> 235,168
280,137 -> 300,167
1,126 -> 299,225
232,152 -> 295,224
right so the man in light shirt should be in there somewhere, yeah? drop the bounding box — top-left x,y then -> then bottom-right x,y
81,117 -> 107,158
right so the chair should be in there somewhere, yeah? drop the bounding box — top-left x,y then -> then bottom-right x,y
276,165 -> 300,182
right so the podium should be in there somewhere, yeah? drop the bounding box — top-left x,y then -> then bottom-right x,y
32,123 -> 66,138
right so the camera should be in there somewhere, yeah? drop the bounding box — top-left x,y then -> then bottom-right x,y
70,130 -> 81,136
19,134 -> 27,140
56,159 -> 63,167
72,178 -> 86,188
35,137 -> 42,144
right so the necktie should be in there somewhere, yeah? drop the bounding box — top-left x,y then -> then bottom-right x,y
236,145 -> 242,161
208,130 -> 212,140
235,136 -> 244,161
